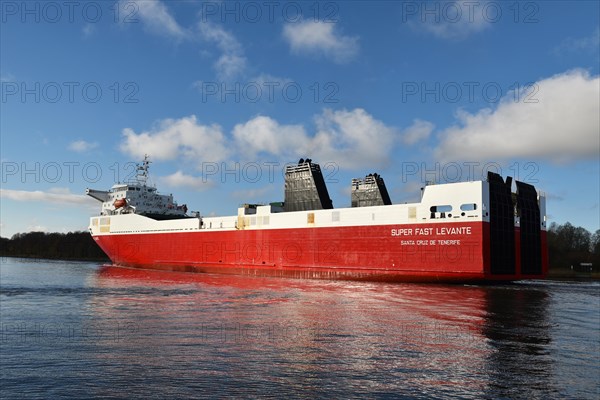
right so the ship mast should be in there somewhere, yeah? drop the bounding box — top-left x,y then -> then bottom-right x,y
136,154 -> 151,185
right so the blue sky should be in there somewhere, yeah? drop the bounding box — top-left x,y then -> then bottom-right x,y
1,0 -> 599,237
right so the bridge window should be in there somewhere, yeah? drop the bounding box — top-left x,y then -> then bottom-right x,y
460,203 -> 477,211
430,205 -> 452,219
430,205 -> 452,213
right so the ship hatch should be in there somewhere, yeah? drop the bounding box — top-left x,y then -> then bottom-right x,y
487,172 -> 516,275
284,159 -> 333,212
351,173 -> 392,207
516,181 -> 542,275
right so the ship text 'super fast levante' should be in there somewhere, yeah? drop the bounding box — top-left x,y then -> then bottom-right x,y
87,157 -> 548,282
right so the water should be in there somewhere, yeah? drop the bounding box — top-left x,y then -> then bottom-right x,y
1,258 -> 598,399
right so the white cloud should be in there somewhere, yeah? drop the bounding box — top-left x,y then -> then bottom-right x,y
402,119 -> 435,145
232,109 -> 396,169
82,23 -> 96,38
68,140 -> 98,153
198,21 -> 247,80
27,224 -> 48,232
393,181 -> 424,203
231,186 -> 273,201
554,27 -> 600,55
214,53 -> 247,80
0,188 -> 94,206
408,1 -> 491,40
159,171 -> 214,191
283,21 -> 359,63
232,116 -> 308,159
116,2 -> 250,81
0,72 -> 16,82
120,115 -> 230,164
123,0 -> 187,40
434,70 -> 600,163
48,187 -> 75,195
119,109 -> 397,171
250,73 -> 292,87
312,109 -> 396,168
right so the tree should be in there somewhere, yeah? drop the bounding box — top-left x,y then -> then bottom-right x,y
0,231 -> 108,261
547,222 -> 596,268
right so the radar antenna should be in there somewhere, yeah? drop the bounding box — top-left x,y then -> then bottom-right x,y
136,155 -> 151,185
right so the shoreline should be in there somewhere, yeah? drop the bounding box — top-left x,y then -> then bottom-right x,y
1,256 -> 597,281
0,254 -> 110,263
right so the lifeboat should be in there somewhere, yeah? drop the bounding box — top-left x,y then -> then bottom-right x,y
114,198 -> 127,209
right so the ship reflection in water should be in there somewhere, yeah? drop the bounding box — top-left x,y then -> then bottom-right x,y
2,259 -> 597,398
80,266 -> 593,398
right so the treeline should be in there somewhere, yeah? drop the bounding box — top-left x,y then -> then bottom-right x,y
547,222 -> 600,269
0,231 -> 109,261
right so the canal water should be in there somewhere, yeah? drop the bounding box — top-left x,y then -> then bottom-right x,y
1,258 -> 598,399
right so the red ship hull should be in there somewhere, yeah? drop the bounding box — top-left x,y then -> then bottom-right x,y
93,221 -> 548,283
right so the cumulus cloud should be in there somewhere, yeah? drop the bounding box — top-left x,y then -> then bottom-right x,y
0,188 -> 94,205
312,108 -> 396,168
434,70 -> 600,163
119,108 -> 397,171
68,140 -> 98,153
159,171 -> 214,191
232,109 -> 396,169
407,0 -> 492,40
401,119 -> 435,145
233,116 -> 308,159
120,115 -> 230,164
123,0 -> 187,40
198,21 -> 247,80
283,21 -> 359,63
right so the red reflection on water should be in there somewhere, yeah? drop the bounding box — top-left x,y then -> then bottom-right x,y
96,264 -> 297,289
90,264 -> 494,394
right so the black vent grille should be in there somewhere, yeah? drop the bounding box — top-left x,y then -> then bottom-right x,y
284,160 -> 333,212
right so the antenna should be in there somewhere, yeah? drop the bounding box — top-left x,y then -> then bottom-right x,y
136,154 -> 151,185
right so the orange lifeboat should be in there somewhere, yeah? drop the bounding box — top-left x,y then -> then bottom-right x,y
114,198 -> 127,209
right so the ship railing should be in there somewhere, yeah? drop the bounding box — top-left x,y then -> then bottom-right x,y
123,178 -> 157,187
285,163 -> 321,174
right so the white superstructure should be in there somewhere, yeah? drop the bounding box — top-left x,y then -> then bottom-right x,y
88,180 -> 490,236
86,155 -> 187,219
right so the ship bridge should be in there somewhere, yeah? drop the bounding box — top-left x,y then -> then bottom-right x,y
86,156 -> 188,220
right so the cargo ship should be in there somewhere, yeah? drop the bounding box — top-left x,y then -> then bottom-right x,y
87,156 -> 548,282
